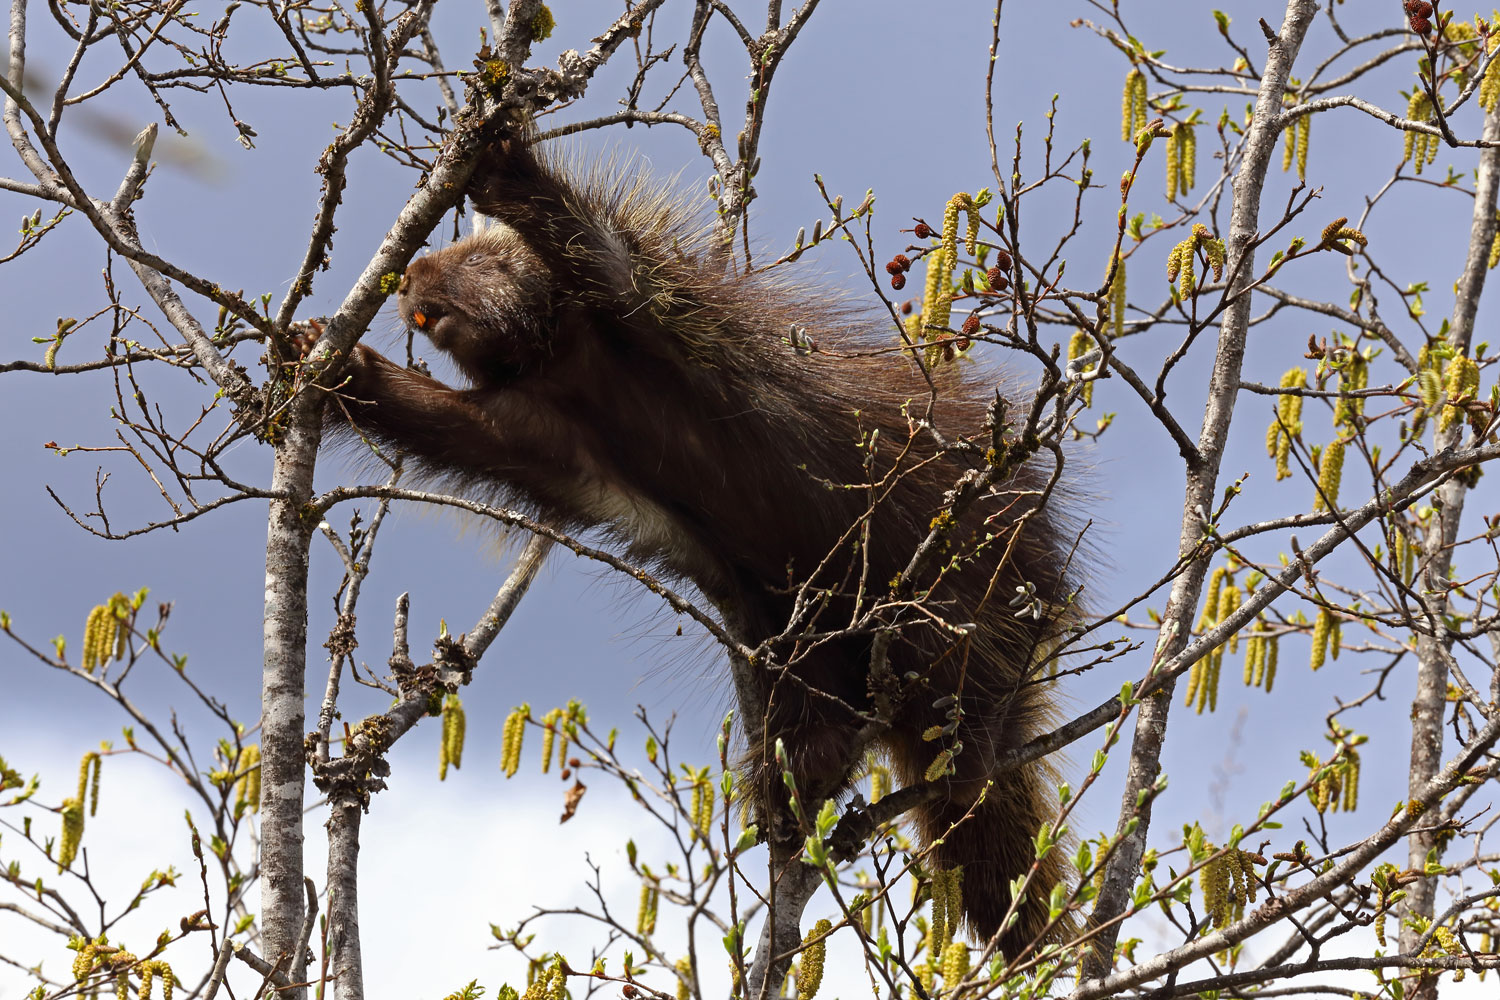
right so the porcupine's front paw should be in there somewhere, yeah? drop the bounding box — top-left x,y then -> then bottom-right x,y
288,317 -> 327,358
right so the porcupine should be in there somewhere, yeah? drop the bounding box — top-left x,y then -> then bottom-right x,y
316,134 -> 1077,953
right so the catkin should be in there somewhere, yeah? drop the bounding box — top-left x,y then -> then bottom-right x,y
796,920 -> 831,1000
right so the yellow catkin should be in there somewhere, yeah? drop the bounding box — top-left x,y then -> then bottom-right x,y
1313,438 -> 1345,512
797,920 -> 831,1000
82,595 -> 129,674
1203,637 -> 1222,714
236,744 -> 261,814
1295,110 -> 1310,181
540,708 -> 561,773
869,760 -> 890,803
137,959 -> 173,1000
57,797 -> 84,871
500,705 -> 529,777
1439,354 -> 1480,432
82,605 -> 109,673
1329,614 -> 1342,661
692,777 -> 715,838
74,752 -> 97,817
1483,36 -> 1500,112
556,708 -> 575,771
1180,123 -> 1196,191
1310,609 -> 1331,670
1122,69 -> 1147,141
439,695 -> 465,780
1405,92 -> 1437,174
1199,567 -> 1227,630
942,196 -> 963,270
1220,585 -> 1243,657
1108,252 -> 1126,339
1489,225 -> 1500,270
928,872 -> 949,950
1185,657 -> 1205,710
1341,748 -> 1360,811
674,957 -> 693,1000
638,881 -> 658,935
1187,568 -> 1228,710
924,747 -> 955,781
1334,352 -> 1368,428
1167,125 -> 1181,201
1069,330 -> 1096,406
1268,368 -> 1306,480
941,940 -> 970,987
1282,116 -> 1297,172
923,248 -> 953,337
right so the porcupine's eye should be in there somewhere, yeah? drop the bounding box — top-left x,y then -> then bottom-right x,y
466,253 -> 484,265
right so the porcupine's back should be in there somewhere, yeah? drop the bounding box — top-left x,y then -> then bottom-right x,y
467,138 -> 1078,952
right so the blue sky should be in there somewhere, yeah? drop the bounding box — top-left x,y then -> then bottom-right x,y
4,2 -> 1496,996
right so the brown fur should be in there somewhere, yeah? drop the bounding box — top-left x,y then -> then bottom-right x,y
324,138 -> 1076,953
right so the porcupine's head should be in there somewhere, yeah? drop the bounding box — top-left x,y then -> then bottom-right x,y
396,224 -> 554,383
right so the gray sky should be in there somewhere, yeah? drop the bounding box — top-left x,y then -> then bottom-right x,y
4,2 -> 1496,996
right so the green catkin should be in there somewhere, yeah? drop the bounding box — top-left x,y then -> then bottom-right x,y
941,940 -> 971,987
1439,353 -> 1480,432
1310,609 -> 1331,670
1193,580 -> 1239,714
1168,122 -> 1197,199
1295,110 -> 1310,180
923,248 -> 953,339
1069,330 -> 1097,406
692,777 -> 715,838
1282,116 -> 1297,172
1483,35 -> 1500,112
439,695 -> 465,780
1313,439 -> 1345,512
1122,69 -> 1147,141
236,744 -> 261,813
1334,352 -> 1368,427
1405,92 -> 1438,174
1180,122 -> 1196,191
1342,747 -> 1360,811
1108,252 -> 1126,339
1199,567 -> 1227,630
1167,125 -> 1181,201
638,881 -> 659,935
136,960 -> 173,1000
928,872 -> 948,950
57,797 -> 84,871
500,705 -> 529,777
869,758 -> 890,802
540,708 -> 561,773
797,920 -> 830,1000
1268,368 -> 1306,480
942,197 -> 962,270
1187,567 -> 1228,710
82,595 -> 130,674
1220,586 -> 1243,657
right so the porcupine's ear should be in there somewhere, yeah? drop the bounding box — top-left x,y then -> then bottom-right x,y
467,133 -> 639,304
467,133 -> 545,222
